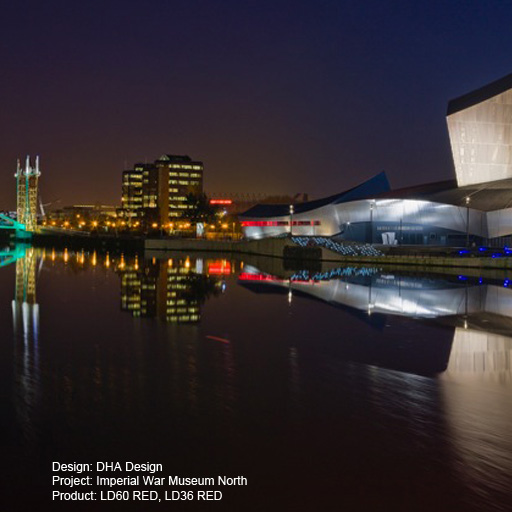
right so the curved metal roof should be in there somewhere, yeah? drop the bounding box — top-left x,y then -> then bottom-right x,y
240,172 -> 391,218
376,177 -> 512,211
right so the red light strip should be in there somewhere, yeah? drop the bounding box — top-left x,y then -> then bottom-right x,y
241,220 -> 320,227
210,199 -> 233,205
208,262 -> 231,274
238,272 -> 283,282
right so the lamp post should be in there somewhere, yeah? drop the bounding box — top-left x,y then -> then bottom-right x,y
369,201 -> 375,244
289,204 -> 294,237
465,196 -> 470,248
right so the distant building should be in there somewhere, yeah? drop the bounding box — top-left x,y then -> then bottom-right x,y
208,193 -> 309,215
121,154 -> 204,227
156,154 -> 204,220
46,204 -> 117,228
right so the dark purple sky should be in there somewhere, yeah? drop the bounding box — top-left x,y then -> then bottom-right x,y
1,0 -> 511,208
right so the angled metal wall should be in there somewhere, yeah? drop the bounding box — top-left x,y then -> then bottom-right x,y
447,88 -> 512,187
241,198 -> 494,244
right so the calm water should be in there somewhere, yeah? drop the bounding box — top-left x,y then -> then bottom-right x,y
1,246 -> 512,511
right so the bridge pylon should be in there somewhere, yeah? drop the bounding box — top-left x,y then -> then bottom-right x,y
15,155 -> 41,232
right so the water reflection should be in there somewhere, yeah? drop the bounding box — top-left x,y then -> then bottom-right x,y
8,247 -> 512,377
241,264 -> 505,319
240,263 -> 512,369
3,246 -> 512,510
116,255 -> 227,323
12,245 -> 39,341
238,262 -> 512,510
442,327 -> 512,510
11,245 -> 40,453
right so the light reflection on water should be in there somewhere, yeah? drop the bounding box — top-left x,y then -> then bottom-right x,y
2,245 -> 512,510
442,329 -> 512,510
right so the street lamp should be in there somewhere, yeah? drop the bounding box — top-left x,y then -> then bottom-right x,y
369,201 -> 375,244
289,204 -> 294,237
465,196 -> 471,248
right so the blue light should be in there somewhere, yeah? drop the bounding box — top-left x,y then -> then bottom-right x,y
458,275 -> 468,280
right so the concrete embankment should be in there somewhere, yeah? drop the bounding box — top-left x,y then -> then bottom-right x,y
145,237 -> 294,258
145,237 -> 512,271
32,232 -> 144,251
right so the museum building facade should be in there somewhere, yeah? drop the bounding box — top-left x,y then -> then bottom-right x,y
240,73 -> 512,246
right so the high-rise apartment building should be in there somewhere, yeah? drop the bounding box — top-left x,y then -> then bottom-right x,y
121,154 -> 204,227
155,154 -> 203,220
121,165 -> 145,219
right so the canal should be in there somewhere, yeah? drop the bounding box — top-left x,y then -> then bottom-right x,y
1,246 -> 511,511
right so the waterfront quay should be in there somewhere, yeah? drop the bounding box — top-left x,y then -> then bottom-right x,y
16,228 -> 512,272
145,236 -> 512,271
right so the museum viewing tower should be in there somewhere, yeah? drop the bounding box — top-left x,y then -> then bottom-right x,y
447,73 -> 512,187
15,155 -> 41,231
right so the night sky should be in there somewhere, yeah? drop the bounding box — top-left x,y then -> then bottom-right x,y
1,0 -> 512,209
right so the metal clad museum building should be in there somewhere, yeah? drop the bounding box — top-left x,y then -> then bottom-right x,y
240,74 -> 512,246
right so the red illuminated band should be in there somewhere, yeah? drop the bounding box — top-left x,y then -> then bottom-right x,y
241,220 -> 320,227
238,272 -> 282,282
210,199 -> 233,205
208,261 -> 231,275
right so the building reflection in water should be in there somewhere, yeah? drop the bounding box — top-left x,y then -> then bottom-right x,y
117,255 -> 229,323
7,247 -> 236,446
239,263 -> 512,374
447,327 -> 512,379
3,247 -> 512,508
443,324 -> 512,508
239,263 -> 512,509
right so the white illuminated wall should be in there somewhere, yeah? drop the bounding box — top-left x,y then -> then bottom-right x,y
447,88 -> 512,186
